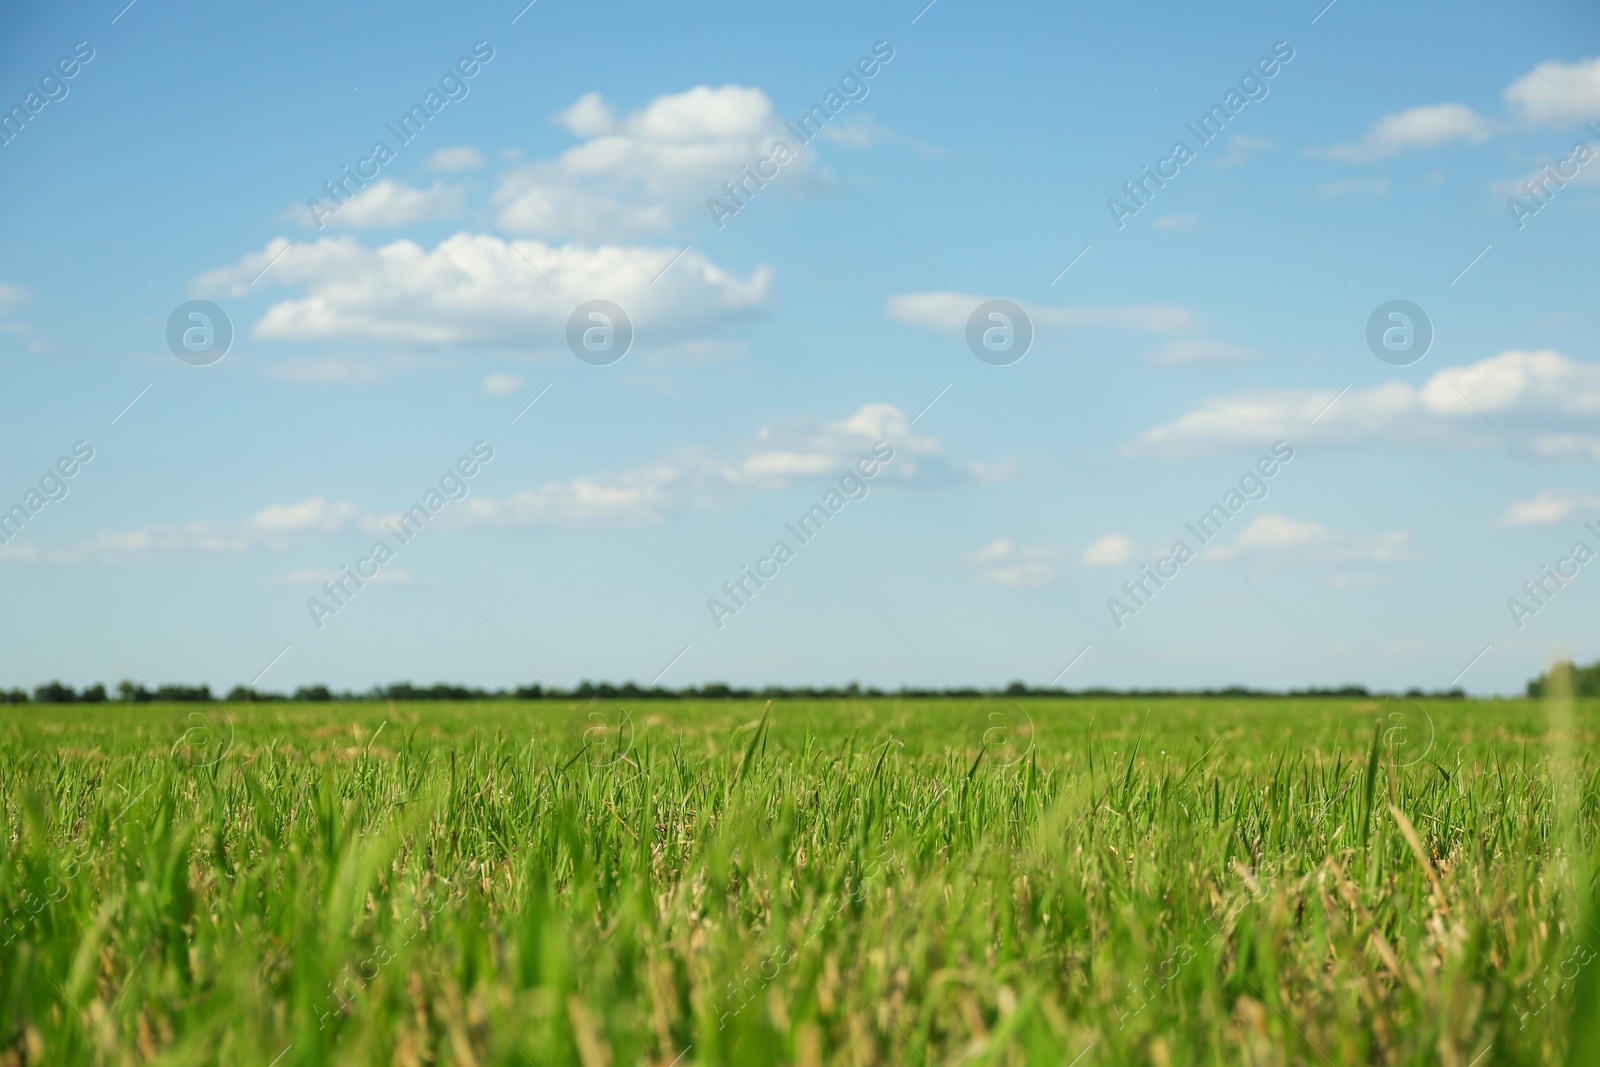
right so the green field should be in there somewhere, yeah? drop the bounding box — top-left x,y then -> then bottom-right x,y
3,693 -> 1598,1065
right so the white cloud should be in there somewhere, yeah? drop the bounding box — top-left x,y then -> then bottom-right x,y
1132,349 -> 1600,458
1500,489 -> 1600,527
1504,56 -> 1600,126
446,401 -> 965,529
1144,339 -> 1263,366
448,450 -> 735,530
482,372 -> 529,396
197,233 -> 773,351
886,292 -> 1196,336
965,539 -> 1061,587
819,116 -> 895,148
0,496 -> 383,566
495,85 -> 819,240
1211,514 -> 1414,565
426,146 -> 487,172
973,539 -> 1013,562
1212,134 -> 1273,167
1494,151 -> 1600,201
556,92 -> 616,138
7,405 -> 993,558
1151,214 -> 1198,231
1317,56 -> 1600,167
988,563 -> 1057,587
819,115 -> 939,155
0,283 -> 29,312
318,179 -> 460,229
1322,104 -> 1494,162
1081,533 -> 1133,567
743,402 -> 946,484
251,498 -> 366,534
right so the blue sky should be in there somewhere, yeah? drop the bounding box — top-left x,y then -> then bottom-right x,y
3,0 -> 1599,696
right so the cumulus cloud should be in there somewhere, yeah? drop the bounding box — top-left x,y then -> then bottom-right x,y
1500,489 -> 1600,527
1209,514 -> 1414,565
1504,56 -> 1600,126
315,179 -> 460,229
886,292 -> 1196,336
1131,349 -> 1600,458
1080,533 -> 1133,567
494,85 -> 820,240
1322,104 -> 1495,162
197,233 -> 772,351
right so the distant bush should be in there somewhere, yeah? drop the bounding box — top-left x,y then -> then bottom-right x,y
33,681 -> 77,704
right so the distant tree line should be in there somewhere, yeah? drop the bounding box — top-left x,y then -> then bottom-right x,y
1,678 -> 1474,704
1526,660 -> 1600,698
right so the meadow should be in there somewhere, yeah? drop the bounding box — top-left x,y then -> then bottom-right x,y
2,690 -> 1597,1066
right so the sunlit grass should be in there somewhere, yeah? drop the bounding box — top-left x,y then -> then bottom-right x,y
2,691 -> 1596,1065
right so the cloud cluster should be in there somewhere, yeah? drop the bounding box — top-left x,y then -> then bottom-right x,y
1132,349 -> 1600,458
494,85 -> 818,240
0,497 -> 380,565
198,233 -> 772,350
1208,514 -> 1413,565
742,403 -> 952,484
1323,55 -> 1600,162
1505,57 -> 1600,126
219,85 -> 846,357
1500,489 -> 1600,527
968,539 -> 1063,587
317,179 -> 460,229
1322,104 -> 1494,162
4,405 -> 994,562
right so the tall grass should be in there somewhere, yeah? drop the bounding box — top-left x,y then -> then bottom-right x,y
2,694 -> 1596,1065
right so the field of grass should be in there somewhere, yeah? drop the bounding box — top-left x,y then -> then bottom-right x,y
3,691 -> 1598,1065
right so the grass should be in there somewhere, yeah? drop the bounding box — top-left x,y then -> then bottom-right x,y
2,691 -> 1598,1065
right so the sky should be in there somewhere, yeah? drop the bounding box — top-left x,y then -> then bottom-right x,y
2,0 -> 1599,697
